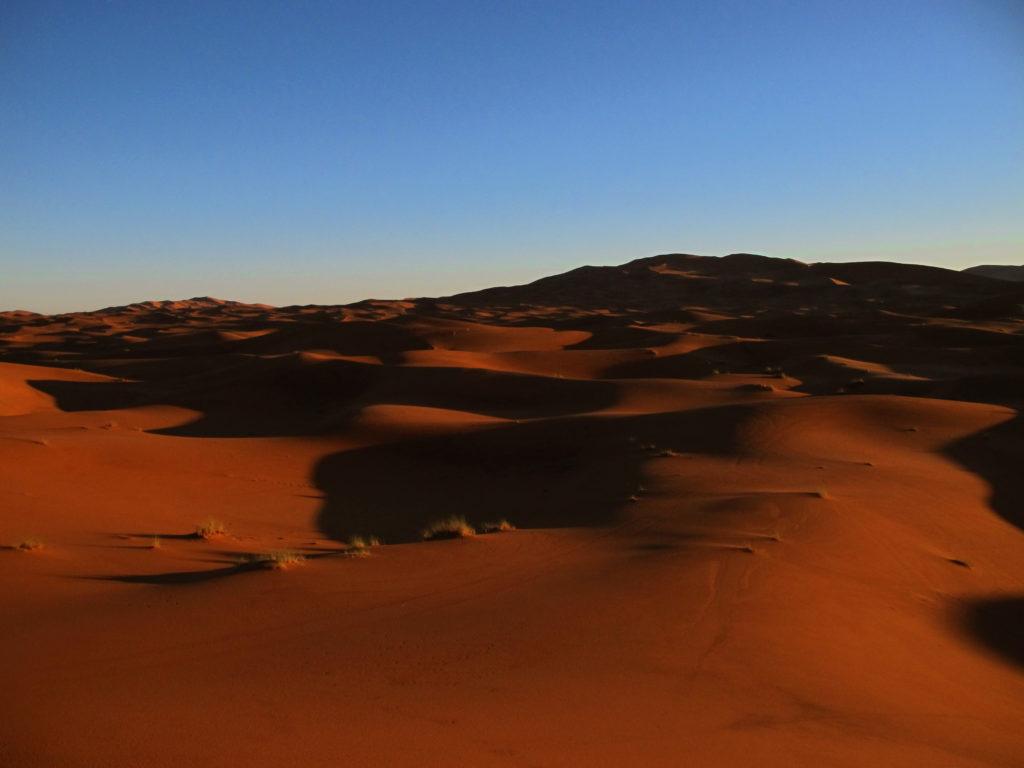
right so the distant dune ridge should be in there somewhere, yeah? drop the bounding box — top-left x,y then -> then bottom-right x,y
2,252 -> 1024,767
962,264 -> 1024,282
96,296 -> 277,313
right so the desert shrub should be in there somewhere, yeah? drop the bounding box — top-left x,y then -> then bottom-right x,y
347,535 -> 381,550
481,519 -> 515,533
239,551 -> 305,570
421,515 -> 476,540
194,519 -> 227,539
346,535 -> 381,556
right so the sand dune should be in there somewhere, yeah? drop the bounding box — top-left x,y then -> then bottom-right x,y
2,253 -> 1024,767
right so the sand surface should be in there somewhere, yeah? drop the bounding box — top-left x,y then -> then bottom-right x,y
3,254 -> 1024,766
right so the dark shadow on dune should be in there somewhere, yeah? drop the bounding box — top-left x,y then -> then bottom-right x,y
313,416 -> 638,543
963,596 -> 1024,669
945,414 -> 1024,667
562,320 -> 681,350
312,404 -> 758,544
29,378 -> 149,411
28,355 -> 621,436
230,320 -> 431,357
947,414 -> 1024,532
26,356 -> 380,436
395,366 -> 619,419
606,325 -> 1024,392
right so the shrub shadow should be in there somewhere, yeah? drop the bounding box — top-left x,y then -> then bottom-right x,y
89,547 -> 358,585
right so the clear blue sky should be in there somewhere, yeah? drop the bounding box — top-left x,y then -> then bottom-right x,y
2,0 -> 1022,312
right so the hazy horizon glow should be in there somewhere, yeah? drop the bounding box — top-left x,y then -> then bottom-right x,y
2,0 -> 1022,314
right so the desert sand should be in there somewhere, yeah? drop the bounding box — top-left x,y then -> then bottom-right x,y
2,253 -> 1024,767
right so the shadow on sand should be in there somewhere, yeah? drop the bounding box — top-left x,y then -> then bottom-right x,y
947,413 -> 1024,532
27,356 -> 622,437
311,405 -> 757,544
946,414 -> 1024,671
89,547 -> 360,585
963,596 -> 1024,670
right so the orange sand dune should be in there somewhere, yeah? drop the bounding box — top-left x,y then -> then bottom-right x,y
2,253 -> 1024,767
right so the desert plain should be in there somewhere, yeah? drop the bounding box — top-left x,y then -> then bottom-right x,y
2,252 -> 1024,767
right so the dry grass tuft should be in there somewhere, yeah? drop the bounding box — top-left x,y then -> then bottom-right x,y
347,535 -> 381,550
239,551 -> 305,570
346,535 -> 381,556
421,515 -> 476,540
481,519 -> 516,533
195,518 -> 227,539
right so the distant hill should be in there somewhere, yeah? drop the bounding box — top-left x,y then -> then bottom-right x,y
962,265 -> 1024,282
6,255 -> 1022,319
439,252 -> 1001,314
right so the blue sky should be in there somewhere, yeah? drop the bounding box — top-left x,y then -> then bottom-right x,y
2,0 -> 1022,312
